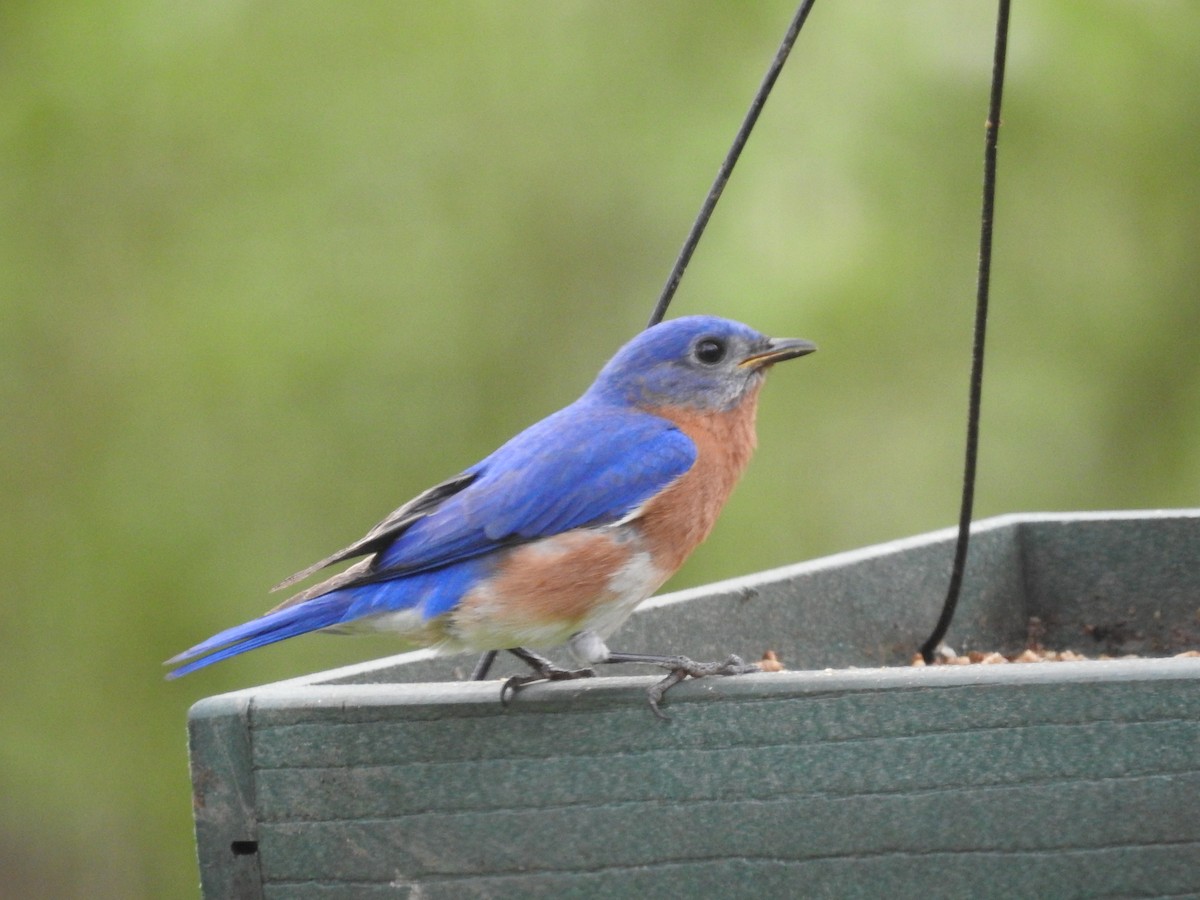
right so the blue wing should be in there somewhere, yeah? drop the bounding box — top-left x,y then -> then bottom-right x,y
370,401 -> 696,574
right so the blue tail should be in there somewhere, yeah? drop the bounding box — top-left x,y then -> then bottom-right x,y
165,593 -> 355,679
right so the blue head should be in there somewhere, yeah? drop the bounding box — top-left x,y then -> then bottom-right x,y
586,315 -> 816,411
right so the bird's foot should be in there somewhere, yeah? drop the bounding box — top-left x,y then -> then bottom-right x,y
500,664 -> 596,706
645,655 -> 760,720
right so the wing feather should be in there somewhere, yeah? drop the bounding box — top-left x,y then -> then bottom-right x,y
270,470 -> 478,592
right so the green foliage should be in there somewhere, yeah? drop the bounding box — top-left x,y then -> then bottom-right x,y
1,2 -> 1197,895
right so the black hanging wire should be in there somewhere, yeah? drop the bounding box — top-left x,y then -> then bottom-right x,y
470,1 -> 819,683
919,0 -> 1012,663
647,0 -> 818,328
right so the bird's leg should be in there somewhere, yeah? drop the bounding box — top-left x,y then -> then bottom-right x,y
567,631 -> 760,720
469,650 -> 498,681
499,646 -> 596,706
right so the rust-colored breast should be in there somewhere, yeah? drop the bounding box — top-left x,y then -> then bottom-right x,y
475,531 -> 637,623
637,384 -> 763,575
450,527 -> 655,646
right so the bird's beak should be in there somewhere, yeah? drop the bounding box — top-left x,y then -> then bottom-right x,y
738,337 -> 817,370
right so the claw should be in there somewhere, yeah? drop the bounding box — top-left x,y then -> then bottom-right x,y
646,669 -> 688,720
643,655 -> 762,719
499,664 -> 595,707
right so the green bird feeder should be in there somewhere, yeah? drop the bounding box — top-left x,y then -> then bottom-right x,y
186,510 -> 1200,898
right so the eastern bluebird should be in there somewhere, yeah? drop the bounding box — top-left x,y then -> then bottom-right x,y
167,316 -> 815,716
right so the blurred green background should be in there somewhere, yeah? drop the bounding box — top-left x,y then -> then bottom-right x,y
2,1 -> 1197,895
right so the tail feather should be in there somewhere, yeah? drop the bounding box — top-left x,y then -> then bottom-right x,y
165,593 -> 354,679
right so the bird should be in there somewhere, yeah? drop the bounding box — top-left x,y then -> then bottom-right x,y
166,315 -> 816,716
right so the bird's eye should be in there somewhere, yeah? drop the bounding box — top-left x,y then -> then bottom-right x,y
693,338 -> 727,365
